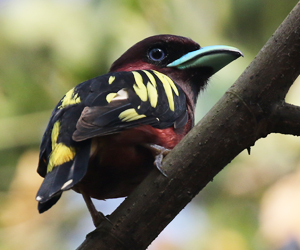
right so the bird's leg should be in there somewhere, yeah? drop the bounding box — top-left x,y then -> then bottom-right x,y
79,187 -> 108,227
144,144 -> 170,177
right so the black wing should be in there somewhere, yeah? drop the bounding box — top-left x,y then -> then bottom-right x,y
36,69 -> 188,212
72,70 -> 188,141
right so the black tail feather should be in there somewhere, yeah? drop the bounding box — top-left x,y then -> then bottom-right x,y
36,140 -> 91,212
38,193 -> 62,213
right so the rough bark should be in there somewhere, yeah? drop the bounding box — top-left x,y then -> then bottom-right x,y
77,2 -> 300,249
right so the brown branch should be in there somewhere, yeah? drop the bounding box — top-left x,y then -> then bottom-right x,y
271,103 -> 300,135
77,2 -> 300,249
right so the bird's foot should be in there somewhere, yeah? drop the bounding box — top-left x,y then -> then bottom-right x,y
92,211 -> 111,228
144,144 -> 170,177
80,188 -> 111,228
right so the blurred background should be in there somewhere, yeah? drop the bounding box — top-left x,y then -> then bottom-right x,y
0,0 -> 300,249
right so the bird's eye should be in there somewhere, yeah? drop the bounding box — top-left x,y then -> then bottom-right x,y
148,48 -> 166,62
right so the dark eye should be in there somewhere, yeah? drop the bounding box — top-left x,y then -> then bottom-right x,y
148,48 -> 166,62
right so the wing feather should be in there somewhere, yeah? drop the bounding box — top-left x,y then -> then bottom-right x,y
72,70 -> 188,141
37,69 -> 188,212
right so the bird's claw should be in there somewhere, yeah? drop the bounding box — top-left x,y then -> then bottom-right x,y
144,144 -> 170,177
154,151 -> 168,177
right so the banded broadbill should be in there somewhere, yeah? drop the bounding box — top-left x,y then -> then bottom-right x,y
36,35 -> 242,226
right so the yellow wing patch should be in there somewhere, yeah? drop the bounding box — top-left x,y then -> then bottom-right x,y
48,144 -> 76,173
119,108 -> 146,122
109,76 -> 115,84
132,70 -> 178,111
147,81 -> 158,108
106,93 -> 117,103
132,71 -> 148,102
106,89 -> 129,103
152,70 -> 176,111
143,70 -> 157,87
51,121 -> 60,149
47,121 -> 76,173
58,87 -> 81,109
164,74 -> 179,96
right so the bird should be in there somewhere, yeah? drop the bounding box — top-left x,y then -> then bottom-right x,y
36,34 -> 242,226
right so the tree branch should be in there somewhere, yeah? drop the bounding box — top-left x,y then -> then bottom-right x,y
271,103 -> 300,135
77,2 -> 300,249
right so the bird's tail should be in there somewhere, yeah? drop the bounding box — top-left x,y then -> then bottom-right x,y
36,140 -> 91,213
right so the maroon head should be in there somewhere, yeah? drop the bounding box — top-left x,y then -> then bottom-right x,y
110,35 -> 243,109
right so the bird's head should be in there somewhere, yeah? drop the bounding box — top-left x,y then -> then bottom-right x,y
110,34 -> 242,113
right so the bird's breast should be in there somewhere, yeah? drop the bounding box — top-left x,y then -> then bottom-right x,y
75,124 -> 191,199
